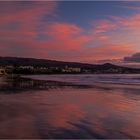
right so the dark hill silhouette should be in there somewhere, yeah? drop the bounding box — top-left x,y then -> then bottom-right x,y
0,56 -> 140,74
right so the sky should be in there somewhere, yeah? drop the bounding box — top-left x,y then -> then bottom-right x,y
0,1 -> 140,67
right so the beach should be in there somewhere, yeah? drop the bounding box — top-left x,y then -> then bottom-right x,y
0,74 -> 140,139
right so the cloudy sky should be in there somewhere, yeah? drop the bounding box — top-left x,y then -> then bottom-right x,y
0,1 -> 140,66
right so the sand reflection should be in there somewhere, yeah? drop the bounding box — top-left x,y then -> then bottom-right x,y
0,76 -> 140,138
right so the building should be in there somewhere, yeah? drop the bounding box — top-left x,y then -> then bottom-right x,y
62,66 -> 81,73
19,66 -> 34,70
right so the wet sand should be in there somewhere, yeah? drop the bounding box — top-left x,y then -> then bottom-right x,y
0,75 -> 140,139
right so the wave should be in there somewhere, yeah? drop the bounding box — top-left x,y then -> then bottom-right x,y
23,74 -> 140,86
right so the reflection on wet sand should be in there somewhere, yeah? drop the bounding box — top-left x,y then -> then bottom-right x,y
0,76 -> 93,94
0,75 -> 140,139
0,76 -> 140,94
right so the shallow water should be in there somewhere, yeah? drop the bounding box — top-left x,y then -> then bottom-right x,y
0,74 -> 140,139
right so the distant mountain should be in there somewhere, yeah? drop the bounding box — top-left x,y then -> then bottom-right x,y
0,56 -> 98,68
0,56 -> 140,74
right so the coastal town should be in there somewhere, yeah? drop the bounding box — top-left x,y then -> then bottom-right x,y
0,57 -> 140,75
0,65 -> 82,75
0,62 -> 140,75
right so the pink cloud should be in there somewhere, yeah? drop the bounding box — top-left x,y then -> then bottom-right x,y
78,44 -> 136,62
44,22 -> 91,51
96,35 -> 109,41
42,43 -> 135,62
0,1 -> 57,37
108,14 -> 140,30
0,2 -> 139,63
0,2 -> 57,23
93,20 -> 117,34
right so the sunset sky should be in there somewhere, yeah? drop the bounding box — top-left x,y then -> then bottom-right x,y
0,1 -> 140,66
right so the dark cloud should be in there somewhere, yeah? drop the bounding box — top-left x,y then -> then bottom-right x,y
124,53 -> 140,62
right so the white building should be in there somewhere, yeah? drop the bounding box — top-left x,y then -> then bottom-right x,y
62,66 -> 81,73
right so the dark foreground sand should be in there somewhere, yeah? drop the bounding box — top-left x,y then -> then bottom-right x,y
0,75 -> 140,139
